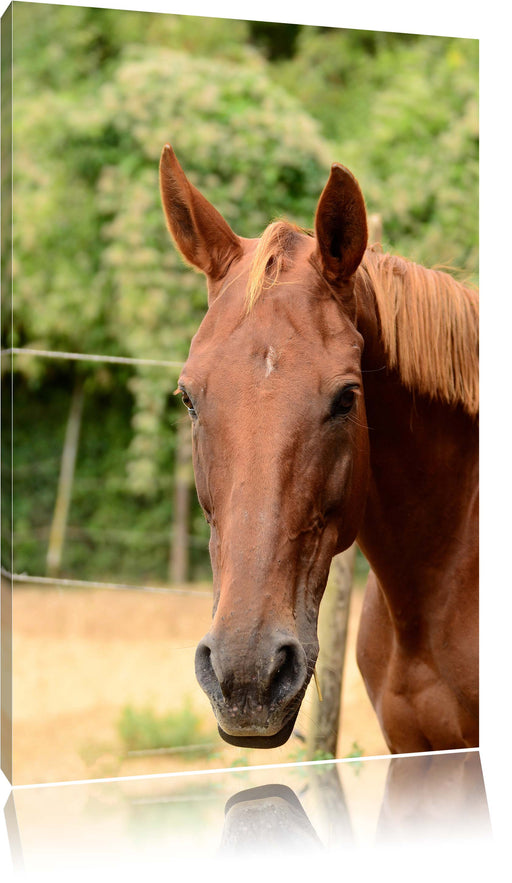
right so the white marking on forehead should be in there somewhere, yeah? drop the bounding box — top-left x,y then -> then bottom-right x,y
265,346 -> 278,377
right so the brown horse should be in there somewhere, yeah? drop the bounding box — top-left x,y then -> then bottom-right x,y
159,145 -> 479,754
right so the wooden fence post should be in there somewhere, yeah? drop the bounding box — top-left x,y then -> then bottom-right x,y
307,544 -> 356,759
305,213 -> 383,759
46,377 -> 84,577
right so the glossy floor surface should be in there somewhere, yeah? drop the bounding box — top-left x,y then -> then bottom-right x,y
4,750 -> 491,877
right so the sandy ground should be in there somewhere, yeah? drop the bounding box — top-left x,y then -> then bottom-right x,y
11,581 -> 387,785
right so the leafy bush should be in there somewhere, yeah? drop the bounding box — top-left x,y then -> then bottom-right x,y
117,700 -> 216,756
12,43 -> 331,501
8,12 -> 478,584
275,30 -> 478,276
7,369 -> 211,581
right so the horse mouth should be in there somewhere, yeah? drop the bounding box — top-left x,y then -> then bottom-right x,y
216,709 -> 299,749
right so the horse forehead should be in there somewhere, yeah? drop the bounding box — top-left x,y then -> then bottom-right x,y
187,235 -> 361,380
199,262 -> 358,348
190,297 -> 359,383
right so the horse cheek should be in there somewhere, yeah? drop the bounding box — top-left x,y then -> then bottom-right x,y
333,441 -> 369,552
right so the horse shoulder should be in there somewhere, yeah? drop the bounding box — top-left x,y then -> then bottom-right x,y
356,570 -> 393,718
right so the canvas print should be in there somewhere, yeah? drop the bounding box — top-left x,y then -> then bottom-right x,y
1,2 -> 478,788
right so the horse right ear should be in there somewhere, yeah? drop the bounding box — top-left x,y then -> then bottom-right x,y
159,144 -> 243,281
314,163 -> 367,285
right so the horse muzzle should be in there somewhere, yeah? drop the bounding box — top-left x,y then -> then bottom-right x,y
195,629 -> 313,748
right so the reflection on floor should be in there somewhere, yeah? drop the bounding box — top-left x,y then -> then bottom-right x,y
5,750 -> 490,874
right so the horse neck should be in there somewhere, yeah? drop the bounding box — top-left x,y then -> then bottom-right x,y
354,271 -> 479,616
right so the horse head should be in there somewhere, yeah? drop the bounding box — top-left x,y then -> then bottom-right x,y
160,145 -> 370,748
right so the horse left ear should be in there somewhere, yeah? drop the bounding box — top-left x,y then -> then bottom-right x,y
159,144 -> 243,281
314,163 -> 368,285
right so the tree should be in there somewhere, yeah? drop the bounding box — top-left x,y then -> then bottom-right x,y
274,29 -> 478,277
9,9 -> 478,587
11,33 -> 333,580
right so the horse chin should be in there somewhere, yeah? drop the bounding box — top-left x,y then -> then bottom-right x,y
217,712 -> 298,749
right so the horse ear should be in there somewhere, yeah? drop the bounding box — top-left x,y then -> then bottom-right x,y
159,144 -> 243,281
314,163 -> 368,284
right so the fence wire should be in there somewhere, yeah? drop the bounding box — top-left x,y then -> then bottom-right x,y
4,347 -> 183,369
1,568 -> 212,598
3,345 -> 212,596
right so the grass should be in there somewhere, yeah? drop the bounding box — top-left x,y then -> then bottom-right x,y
117,699 -> 217,758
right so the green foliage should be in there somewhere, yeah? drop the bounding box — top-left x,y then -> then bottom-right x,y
6,369 -> 211,582
345,740 -> 364,758
248,21 -> 301,60
288,746 -> 335,763
9,9 -> 478,583
345,741 -> 364,774
117,700 -> 215,756
12,31 -> 331,511
12,4 -> 251,94
311,749 -> 335,762
274,29 -> 478,276
229,755 -> 251,769
287,746 -> 308,763
12,39 -> 330,359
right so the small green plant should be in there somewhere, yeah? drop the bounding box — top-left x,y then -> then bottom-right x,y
311,750 -> 335,762
346,741 -> 364,758
229,754 -> 250,769
345,741 -> 364,775
117,699 -> 216,758
287,747 -> 308,764
79,740 -> 121,777
287,747 -> 335,765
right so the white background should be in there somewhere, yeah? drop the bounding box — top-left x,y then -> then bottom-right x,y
1,0 -> 510,878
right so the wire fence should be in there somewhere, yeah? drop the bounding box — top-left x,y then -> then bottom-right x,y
3,345 -> 211,596
1,568 -> 211,597
5,347 -> 183,369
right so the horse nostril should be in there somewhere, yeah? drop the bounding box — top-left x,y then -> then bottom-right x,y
195,633 -> 308,712
268,640 -> 307,704
195,640 -> 217,692
195,638 -> 232,700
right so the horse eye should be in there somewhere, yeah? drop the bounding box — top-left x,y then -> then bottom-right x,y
181,391 -> 197,417
330,385 -> 358,419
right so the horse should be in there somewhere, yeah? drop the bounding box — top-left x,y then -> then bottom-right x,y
159,144 -> 479,754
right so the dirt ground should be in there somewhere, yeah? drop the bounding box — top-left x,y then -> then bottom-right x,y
11,581 -> 388,785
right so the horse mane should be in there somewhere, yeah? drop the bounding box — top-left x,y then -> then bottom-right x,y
359,249 -> 479,416
246,220 -> 311,312
245,221 -> 479,416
